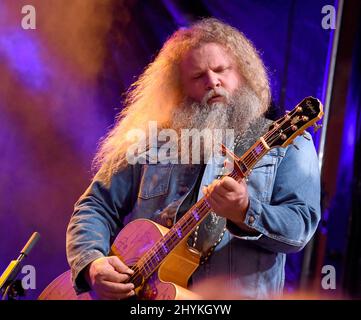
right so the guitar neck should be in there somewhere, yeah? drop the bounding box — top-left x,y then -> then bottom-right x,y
136,137 -> 271,279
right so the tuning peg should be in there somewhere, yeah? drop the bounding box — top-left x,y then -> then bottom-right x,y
292,142 -> 299,150
313,123 -> 322,133
302,133 -> 311,141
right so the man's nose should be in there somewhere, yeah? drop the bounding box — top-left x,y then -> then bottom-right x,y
205,71 -> 221,90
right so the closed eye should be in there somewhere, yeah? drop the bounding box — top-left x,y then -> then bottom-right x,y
214,66 -> 229,73
192,74 -> 203,80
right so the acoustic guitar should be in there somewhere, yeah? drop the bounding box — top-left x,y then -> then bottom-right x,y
39,97 -> 323,300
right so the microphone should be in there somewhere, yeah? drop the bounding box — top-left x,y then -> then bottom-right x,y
20,232 -> 41,257
0,232 -> 41,294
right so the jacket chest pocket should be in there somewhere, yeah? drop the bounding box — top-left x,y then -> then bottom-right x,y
138,164 -> 173,199
247,154 -> 277,202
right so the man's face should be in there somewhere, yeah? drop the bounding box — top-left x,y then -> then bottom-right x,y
179,42 -> 243,105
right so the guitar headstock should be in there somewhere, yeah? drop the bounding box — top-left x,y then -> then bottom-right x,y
266,96 -> 324,148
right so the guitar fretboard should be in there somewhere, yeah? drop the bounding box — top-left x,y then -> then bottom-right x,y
135,139 -> 271,279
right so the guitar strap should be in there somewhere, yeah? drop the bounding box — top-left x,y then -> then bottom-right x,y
189,116 -> 273,261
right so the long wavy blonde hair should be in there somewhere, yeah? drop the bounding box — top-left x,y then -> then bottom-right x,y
93,18 -> 270,184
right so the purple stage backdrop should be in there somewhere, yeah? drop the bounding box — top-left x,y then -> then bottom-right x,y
0,0 -> 347,299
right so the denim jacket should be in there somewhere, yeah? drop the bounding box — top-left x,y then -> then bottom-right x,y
66,124 -> 321,299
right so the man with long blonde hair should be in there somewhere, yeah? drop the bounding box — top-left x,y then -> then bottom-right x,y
66,18 -> 320,299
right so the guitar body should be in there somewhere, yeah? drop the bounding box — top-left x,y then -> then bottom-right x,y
39,219 -> 201,300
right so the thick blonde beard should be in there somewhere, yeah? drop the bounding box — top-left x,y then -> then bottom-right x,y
169,86 -> 264,159
172,87 -> 263,133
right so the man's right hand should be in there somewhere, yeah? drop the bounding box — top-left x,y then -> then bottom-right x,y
85,256 -> 135,300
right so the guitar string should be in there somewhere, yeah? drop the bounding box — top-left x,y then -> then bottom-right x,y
127,116 -> 306,282
129,154 -> 252,280
128,198 -> 214,280
130,162 -> 248,281
230,107 -> 303,172
127,201 -> 212,283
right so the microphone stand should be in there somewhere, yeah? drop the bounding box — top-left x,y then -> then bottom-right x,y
0,232 -> 41,300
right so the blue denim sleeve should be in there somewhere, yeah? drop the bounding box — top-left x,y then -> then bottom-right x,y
66,165 -> 139,293
227,134 -> 321,253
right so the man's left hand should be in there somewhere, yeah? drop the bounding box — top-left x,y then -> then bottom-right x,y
202,176 -> 249,225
